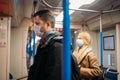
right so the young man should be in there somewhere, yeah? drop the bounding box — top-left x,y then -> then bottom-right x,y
27,10 -> 62,80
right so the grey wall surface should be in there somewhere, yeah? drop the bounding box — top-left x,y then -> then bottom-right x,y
102,27 -> 117,69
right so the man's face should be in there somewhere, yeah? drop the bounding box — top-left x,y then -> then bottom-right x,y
34,16 -> 46,32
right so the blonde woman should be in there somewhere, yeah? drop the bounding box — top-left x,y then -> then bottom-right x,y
73,31 -> 100,80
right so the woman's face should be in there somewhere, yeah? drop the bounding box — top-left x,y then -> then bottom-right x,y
77,32 -> 91,46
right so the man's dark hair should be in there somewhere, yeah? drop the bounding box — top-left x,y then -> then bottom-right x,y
33,9 -> 55,28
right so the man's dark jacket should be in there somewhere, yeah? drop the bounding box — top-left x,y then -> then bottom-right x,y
28,30 -> 62,80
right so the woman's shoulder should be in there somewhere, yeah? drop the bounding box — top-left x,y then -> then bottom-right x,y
87,51 -> 96,57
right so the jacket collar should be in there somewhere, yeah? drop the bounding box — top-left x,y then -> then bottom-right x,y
39,29 -> 62,48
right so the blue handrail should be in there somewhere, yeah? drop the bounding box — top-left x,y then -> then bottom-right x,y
100,32 -> 103,66
99,15 -> 103,66
63,0 -> 71,80
33,32 -> 36,60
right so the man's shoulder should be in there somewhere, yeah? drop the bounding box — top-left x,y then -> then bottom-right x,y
48,35 -> 62,45
48,37 -> 62,48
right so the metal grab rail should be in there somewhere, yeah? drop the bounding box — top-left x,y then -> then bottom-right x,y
106,71 -> 119,74
40,0 -> 100,12
106,68 -> 119,75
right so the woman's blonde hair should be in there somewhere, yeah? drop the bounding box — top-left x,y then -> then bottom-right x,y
77,31 -> 92,46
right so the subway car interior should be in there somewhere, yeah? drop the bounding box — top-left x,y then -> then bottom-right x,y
0,0 -> 120,80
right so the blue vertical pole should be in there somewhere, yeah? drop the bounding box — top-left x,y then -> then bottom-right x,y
30,33 -> 32,58
99,15 -> 103,66
63,0 -> 71,80
33,32 -> 36,59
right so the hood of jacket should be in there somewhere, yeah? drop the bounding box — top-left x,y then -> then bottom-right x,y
39,29 -> 62,48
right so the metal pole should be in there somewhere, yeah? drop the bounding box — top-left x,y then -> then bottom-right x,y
103,9 -> 120,14
30,32 -> 32,59
41,0 -> 99,13
33,32 -> 36,57
41,0 -> 120,13
70,8 -> 99,12
99,15 -> 103,66
33,0 -> 37,60
63,0 -> 71,80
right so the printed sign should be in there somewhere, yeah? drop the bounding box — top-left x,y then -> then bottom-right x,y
0,17 -> 7,47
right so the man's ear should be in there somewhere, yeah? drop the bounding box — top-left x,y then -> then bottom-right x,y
46,21 -> 51,27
